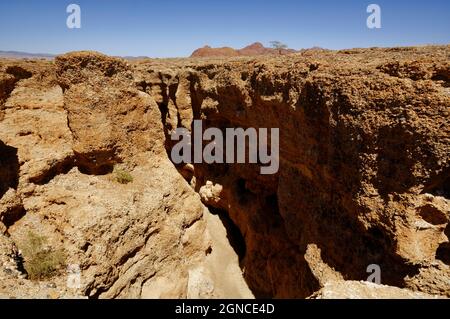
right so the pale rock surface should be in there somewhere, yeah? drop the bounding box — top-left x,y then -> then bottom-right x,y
309,281 -> 444,299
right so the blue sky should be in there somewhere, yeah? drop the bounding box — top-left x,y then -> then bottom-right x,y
0,0 -> 449,57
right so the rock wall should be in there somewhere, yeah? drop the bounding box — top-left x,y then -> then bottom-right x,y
134,46 -> 450,298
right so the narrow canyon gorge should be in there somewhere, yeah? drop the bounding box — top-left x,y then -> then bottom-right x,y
0,46 -> 449,298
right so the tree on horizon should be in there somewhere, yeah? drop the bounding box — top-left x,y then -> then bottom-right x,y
270,41 -> 288,55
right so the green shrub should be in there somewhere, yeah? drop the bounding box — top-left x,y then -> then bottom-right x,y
18,231 -> 66,280
113,167 -> 134,184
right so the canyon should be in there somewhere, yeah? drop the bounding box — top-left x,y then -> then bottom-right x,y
0,45 -> 449,299
170,120 -> 279,175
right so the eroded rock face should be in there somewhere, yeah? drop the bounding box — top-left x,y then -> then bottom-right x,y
0,53 -> 252,299
134,45 -> 450,298
0,46 -> 449,299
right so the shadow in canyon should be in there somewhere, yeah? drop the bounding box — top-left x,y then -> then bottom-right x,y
0,141 -> 19,198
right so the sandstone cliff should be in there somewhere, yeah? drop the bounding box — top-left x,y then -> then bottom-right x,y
0,46 -> 449,298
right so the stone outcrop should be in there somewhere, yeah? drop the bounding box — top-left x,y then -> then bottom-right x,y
0,46 -> 449,299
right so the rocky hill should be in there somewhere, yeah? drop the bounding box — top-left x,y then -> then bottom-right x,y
0,45 -> 449,299
190,42 -> 296,58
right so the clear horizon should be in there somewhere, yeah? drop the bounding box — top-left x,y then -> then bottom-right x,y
1,0 -> 449,57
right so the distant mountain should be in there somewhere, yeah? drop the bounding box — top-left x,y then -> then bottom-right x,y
239,42 -> 296,56
121,56 -> 151,61
190,45 -> 241,58
0,50 -> 55,60
1,46 -> 327,60
0,51 -> 152,61
190,42 -> 297,58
